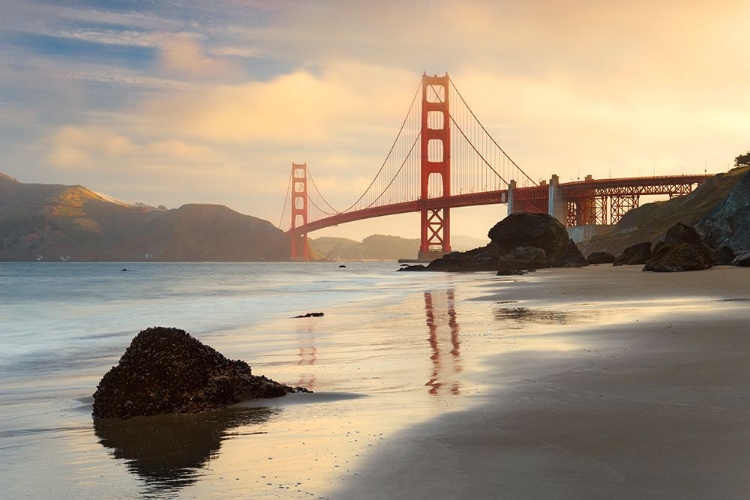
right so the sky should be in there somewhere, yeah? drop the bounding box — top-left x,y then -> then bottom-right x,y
1,0 -> 749,241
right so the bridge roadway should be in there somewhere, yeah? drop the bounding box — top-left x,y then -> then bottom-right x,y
297,174 -> 711,234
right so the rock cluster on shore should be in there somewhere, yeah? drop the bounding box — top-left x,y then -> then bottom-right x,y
92,327 -> 308,419
402,213 -> 587,273
583,166 -> 750,272
599,221 -> 741,272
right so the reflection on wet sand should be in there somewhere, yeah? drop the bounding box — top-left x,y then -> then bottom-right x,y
494,306 -> 593,327
296,322 -> 318,390
424,289 -> 462,395
297,344 -> 317,389
94,407 -> 273,496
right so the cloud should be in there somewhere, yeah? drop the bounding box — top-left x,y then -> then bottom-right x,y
46,126 -> 137,170
158,33 -> 240,80
7,0 -> 750,241
141,63 -> 414,145
46,126 -> 222,171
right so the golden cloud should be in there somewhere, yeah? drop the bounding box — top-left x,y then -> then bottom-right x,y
158,33 -> 239,80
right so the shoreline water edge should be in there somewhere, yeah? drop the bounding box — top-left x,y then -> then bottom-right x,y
1,263 -> 749,498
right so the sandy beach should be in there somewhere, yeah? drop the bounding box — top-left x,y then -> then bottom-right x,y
332,265 -> 750,499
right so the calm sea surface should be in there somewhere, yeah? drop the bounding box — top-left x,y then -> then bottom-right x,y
0,262 -> 500,499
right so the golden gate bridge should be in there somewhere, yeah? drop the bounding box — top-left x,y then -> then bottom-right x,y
279,73 -> 709,261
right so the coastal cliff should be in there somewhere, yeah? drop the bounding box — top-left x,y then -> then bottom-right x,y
580,166 -> 750,256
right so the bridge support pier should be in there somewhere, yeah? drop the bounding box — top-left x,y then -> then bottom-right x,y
507,180 -> 516,214
548,174 -> 566,225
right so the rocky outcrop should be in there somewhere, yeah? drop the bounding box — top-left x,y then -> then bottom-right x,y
503,246 -> 547,269
424,243 -> 503,272
731,250 -> 750,267
488,213 -> 586,267
697,170 -> 750,251
587,251 -> 615,264
714,246 -> 736,266
643,223 -> 714,272
614,242 -> 651,266
418,213 -> 587,272
92,327 -> 307,419
581,167 -> 750,258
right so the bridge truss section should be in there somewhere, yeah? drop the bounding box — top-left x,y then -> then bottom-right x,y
561,176 -> 707,226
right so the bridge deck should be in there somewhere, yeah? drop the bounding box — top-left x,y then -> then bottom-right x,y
295,174 -> 711,234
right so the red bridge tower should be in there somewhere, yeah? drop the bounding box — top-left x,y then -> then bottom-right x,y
290,162 -> 309,261
419,73 -> 451,260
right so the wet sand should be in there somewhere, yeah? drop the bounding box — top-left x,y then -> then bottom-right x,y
332,265 -> 750,499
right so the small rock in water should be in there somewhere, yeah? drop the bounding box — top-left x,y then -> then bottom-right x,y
293,312 -> 324,318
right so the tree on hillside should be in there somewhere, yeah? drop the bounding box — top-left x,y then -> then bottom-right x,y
735,151 -> 750,167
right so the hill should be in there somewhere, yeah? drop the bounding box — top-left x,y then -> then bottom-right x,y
0,174 -> 288,261
309,234 -> 489,261
580,166 -> 750,256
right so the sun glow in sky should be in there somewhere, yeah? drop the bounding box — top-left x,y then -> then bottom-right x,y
1,0 -> 749,240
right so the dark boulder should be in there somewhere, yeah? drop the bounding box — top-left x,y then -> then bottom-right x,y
643,223 -> 714,272
731,250 -> 750,267
557,239 -> 590,268
643,243 -> 714,272
614,242 -> 651,266
424,213 -> 587,272
426,244 -> 504,272
496,246 -> 546,270
714,246 -> 736,266
587,251 -> 615,264
489,212 -> 568,251
663,221 -> 705,247
93,327 -> 307,419
508,246 -> 547,265
488,212 -> 587,268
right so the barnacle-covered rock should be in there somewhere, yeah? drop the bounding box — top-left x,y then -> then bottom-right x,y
93,327 -> 308,419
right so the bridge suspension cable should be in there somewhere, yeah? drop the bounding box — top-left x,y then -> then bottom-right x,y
332,79 -> 423,215
281,73 -> 536,232
307,169 -> 339,216
277,167 -> 293,230
448,79 -> 537,187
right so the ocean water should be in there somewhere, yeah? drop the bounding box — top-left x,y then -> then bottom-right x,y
0,262 -> 501,499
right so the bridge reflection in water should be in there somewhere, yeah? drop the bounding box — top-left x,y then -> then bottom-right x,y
295,323 -> 317,390
423,289 -> 463,396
